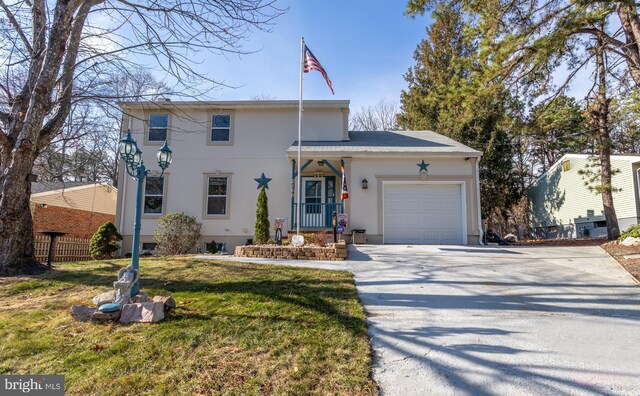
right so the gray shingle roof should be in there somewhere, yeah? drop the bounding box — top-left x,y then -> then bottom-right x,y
31,181 -> 92,194
286,130 -> 481,156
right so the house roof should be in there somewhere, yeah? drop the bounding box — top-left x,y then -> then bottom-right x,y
118,99 -> 350,111
286,130 -> 482,158
31,181 -> 94,194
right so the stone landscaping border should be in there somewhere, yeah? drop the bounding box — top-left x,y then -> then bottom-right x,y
234,241 -> 348,260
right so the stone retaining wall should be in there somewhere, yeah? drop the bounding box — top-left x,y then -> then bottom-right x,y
234,241 -> 348,260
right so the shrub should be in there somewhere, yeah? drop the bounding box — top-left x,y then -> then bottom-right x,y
619,224 -> 640,240
154,212 -> 202,255
254,187 -> 270,244
89,222 -> 122,259
206,240 -> 218,254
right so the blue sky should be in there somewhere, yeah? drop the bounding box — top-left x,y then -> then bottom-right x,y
193,1 -> 431,111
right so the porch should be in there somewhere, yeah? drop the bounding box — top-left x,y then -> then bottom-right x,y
290,158 -> 346,230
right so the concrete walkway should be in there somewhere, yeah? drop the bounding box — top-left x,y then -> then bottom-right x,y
199,244 -> 640,395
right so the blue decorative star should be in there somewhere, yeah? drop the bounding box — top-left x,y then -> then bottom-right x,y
417,160 -> 430,172
254,173 -> 272,189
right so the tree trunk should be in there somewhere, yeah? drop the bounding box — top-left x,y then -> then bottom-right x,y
616,3 -> 640,88
594,36 -> 621,241
0,141 -> 49,275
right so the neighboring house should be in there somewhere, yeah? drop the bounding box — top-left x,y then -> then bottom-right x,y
30,182 -> 118,239
528,154 -> 640,238
115,100 -> 483,253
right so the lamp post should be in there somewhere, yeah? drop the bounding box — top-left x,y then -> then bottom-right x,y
119,130 -> 173,296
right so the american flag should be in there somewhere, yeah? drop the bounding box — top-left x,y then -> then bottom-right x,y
303,45 -> 334,94
341,165 -> 349,200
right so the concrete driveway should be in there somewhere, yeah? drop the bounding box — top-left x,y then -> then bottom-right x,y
351,245 -> 640,396
205,244 -> 640,395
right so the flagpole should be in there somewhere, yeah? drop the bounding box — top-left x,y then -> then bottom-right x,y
296,36 -> 304,236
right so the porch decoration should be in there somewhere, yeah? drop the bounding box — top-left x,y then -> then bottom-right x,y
341,163 -> 349,200
417,160 -> 430,173
254,172 -> 272,189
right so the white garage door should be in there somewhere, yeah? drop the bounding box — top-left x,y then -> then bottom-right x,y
384,183 -> 464,244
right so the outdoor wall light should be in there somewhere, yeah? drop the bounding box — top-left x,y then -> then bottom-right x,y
318,160 -> 325,166
362,178 -> 368,189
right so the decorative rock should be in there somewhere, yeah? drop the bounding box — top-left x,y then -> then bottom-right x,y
152,296 -> 177,311
621,237 -> 640,246
119,302 -> 165,323
92,290 -> 116,307
503,233 -> 518,244
131,291 -> 149,303
91,309 -> 121,323
70,305 -> 96,322
98,303 -> 122,313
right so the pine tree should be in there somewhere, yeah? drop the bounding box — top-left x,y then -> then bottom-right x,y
398,4 -> 524,221
254,187 -> 270,244
89,222 -> 123,259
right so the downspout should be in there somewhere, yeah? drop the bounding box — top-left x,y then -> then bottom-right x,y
476,157 -> 484,245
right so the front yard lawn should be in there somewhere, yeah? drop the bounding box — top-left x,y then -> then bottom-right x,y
0,257 -> 377,395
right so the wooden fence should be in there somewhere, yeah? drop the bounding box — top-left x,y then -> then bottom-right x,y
34,235 -> 92,263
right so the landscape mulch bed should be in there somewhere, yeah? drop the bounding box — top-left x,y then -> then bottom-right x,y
519,238 -> 607,247
601,242 -> 640,283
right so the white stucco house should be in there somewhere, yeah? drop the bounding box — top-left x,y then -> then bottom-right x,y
115,100 -> 483,253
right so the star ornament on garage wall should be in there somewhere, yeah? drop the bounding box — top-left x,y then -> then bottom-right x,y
417,160 -> 430,173
254,173 -> 272,189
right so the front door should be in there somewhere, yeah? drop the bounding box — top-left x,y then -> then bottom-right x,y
302,177 -> 325,228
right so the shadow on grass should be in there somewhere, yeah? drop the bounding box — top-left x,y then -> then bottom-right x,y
28,261 -> 367,337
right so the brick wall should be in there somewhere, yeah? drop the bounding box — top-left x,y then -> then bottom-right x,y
32,204 -> 115,239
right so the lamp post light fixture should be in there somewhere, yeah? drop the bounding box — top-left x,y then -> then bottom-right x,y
361,178 -> 368,190
119,130 -> 173,296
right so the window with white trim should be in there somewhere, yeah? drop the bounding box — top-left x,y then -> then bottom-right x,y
144,176 -> 164,214
210,114 -> 231,142
148,114 -> 168,142
206,176 -> 228,215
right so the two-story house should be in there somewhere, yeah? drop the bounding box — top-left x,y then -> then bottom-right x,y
115,100 -> 483,254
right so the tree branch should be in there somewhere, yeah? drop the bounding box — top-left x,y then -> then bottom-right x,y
0,1 -> 33,55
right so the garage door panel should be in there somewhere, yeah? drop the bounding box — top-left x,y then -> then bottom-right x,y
384,183 -> 463,245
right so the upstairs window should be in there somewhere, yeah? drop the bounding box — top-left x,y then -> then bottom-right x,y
144,176 -> 165,214
148,114 -> 168,142
210,114 -> 231,142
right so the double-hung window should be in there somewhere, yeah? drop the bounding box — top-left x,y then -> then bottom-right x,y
210,114 -> 231,143
144,176 -> 165,214
148,114 -> 168,142
206,176 -> 228,216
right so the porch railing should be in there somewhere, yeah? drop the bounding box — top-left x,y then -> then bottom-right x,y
293,203 -> 343,229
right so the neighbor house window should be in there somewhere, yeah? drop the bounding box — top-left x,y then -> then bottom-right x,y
148,114 -> 168,142
594,220 -> 607,228
206,176 -> 228,215
144,176 -> 165,214
561,160 -> 571,172
210,114 -> 231,142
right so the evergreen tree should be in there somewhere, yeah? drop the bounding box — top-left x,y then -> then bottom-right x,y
398,4 -> 524,221
89,222 -> 122,259
254,187 -> 270,244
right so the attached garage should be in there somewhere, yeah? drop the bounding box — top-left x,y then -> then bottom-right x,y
383,182 -> 466,244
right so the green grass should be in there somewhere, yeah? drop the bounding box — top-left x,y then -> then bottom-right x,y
0,257 -> 377,395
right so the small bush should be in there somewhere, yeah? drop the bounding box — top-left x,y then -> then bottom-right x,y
254,187 -> 270,244
90,222 -> 122,259
154,212 -> 202,255
207,240 -> 218,254
619,224 -> 640,240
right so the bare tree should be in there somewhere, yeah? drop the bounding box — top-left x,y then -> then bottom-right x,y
0,0 -> 285,275
349,99 -> 398,131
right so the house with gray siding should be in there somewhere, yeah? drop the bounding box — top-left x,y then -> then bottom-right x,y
528,154 -> 640,238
